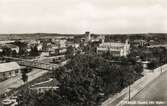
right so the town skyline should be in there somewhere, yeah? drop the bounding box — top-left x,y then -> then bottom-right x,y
1,32 -> 167,35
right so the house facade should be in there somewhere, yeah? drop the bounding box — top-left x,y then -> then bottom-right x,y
0,62 -> 21,81
0,44 -> 19,54
5,44 -> 20,53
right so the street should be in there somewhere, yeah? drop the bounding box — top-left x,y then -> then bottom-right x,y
0,69 -> 48,96
124,70 -> 167,106
0,69 -> 48,106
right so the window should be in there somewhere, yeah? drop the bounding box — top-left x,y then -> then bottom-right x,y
15,70 -> 19,74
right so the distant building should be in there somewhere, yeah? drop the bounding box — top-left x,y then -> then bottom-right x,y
142,61 -> 150,69
48,40 -> 67,56
97,39 -> 130,57
80,32 -> 91,46
4,44 -> 20,53
37,44 -> 43,51
30,86 -> 59,93
147,44 -> 167,49
0,62 -> 21,81
133,40 -> 147,47
40,52 -> 50,57
0,40 -> 15,44
90,34 -> 105,43
85,31 -> 91,42
0,44 -> 19,53
59,40 -> 66,48
50,47 -> 67,56
29,78 -> 59,93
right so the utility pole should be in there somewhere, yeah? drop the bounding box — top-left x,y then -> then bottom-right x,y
129,84 -> 131,101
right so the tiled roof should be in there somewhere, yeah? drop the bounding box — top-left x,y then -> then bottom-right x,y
0,62 -> 21,73
0,44 -> 18,49
5,44 -> 19,48
30,78 -> 59,88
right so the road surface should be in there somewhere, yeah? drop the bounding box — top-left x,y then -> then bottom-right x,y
0,69 -> 48,106
0,69 -> 48,96
124,70 -> 167,106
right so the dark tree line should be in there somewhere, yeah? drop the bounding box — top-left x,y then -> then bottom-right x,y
130,47 -> 167,69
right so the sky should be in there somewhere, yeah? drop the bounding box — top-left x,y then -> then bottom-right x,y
0,0 -> 167,34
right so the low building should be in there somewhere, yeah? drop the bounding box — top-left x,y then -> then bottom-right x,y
133,39 -> 147,47
29,78 -> 59,93
142,61 -> 150,69
5,44 -> 20,53
97,39 -> 130,57
66,41 -> 80,49
40,52 -> 50,57
30,86 -> 59,94
0,40 -> 15,44
59,47 -> 67,54
59,40 -> 66,48
37,44 -> 43,51
0,62 -> 21,81
50,47 -> 67,56
0,44 -> 20,53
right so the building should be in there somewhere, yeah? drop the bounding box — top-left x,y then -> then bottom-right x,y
0,44 -> 20,53
29,78 -> 59,93
47,40 -> 67,56
5,44 -> 20,53
97,39 -> 130,57
133,39 -> 147,47
37,44 -> 43,51
90,34 -> 105,43
30,86 -> 59,93
59,40 -> 66,48
40,52 -> 50,57
142,61 -> 150,69
66,41 -> 80,48
0,62 -> 21,81
0,40 -> 15,44
85,31 -> 91,42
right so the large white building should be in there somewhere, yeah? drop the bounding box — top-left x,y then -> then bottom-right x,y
97,40 -> 130,57
0,62 -> 21,81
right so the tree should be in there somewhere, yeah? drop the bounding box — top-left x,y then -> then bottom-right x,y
12,41 -> 28,57
21,69 -> 28,83
12,50 -> 17,57
17,54 -> 143,106
66,46 -> 74,59
2,47 -> 12,56
101,50 -> 112,60
30,45 -> 40,56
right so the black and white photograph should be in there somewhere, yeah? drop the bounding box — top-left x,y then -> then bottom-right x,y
0,0 -> 167,106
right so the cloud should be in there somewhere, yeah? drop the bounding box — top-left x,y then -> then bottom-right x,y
0,0 -> 167,33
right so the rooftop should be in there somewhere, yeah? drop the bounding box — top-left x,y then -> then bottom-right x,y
0,62 -> 21,73
0,44 -> 19,49
99,42 -> 126,47
5,44 -> 19,48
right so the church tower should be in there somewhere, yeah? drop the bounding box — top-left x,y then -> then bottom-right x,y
85,31 -> 91,41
